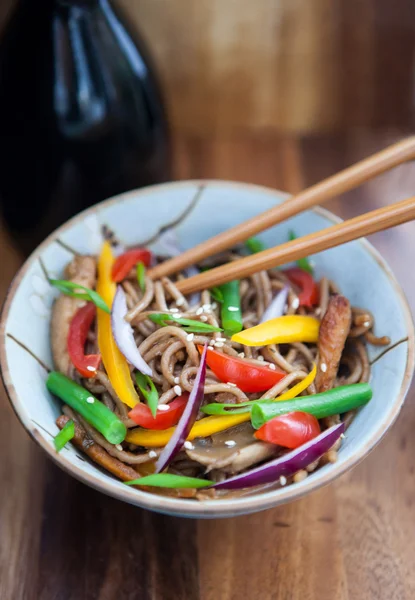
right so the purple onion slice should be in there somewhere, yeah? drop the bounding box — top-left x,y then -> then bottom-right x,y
212,422 -> 344,490
156,343 -> 208,473
260,285 -> 289,323
111,286 -> 152,376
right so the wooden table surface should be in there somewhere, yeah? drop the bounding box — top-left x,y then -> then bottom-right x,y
1,131 -> 414,600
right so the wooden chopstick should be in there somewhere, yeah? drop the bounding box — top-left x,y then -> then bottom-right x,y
174,195 -> 415,294
149,137 -> 415,280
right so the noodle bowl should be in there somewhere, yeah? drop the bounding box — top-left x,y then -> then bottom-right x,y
1,181 -> 412,516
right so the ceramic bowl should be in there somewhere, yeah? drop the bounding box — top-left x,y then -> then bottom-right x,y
1,181 -> 413,518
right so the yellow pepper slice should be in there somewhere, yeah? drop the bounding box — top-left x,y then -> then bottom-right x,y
126,364 -> 316,447
231,315 -> 320,347
273,363 -> 317,402
96,241 -> 140,409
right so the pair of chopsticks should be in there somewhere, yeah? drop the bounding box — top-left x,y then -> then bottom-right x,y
148,138 -> 415,294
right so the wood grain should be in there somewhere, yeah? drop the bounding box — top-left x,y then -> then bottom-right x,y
118,0 -> 415,133
1,132 -> 415,599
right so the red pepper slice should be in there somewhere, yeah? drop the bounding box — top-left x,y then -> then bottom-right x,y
128,394 -> 189,430
199,346 -> 286,393
67,303 -> 101,378
112,248 -> 152,283
255,411 -> 321,448
284,267 -> 319,307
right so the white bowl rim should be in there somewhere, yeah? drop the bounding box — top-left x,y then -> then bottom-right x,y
1,179 -> 414,518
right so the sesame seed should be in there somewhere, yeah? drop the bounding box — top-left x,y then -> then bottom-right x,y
176,297 -> 185,307
212,302 -> 218,310
269,363 -> 276,370
293,470 -> 308,483
364,321 -> 370,327
226,382 -> 237,387
148,450 -> 157,459
209,339 -> 216,346
214,341 -> 224,348
228,306 -> 239,312
184,441 -> 194,450
225,440 -> 236,447
174,312 -> 183,319
238,352 -> 245,358
279,476 -> 287,486
86,365 -> 97,372
186,333 -> 195,342
170,307 -> 179,313
200,315 -> 208,322
320,363 -> 327,372
174,385 -> 182,396
340,433 -> 346,439
258,356 -> 264,361
196,307 -> 204,316
202,303 -> 212,311
174,376 -> 180,384
216,337 -> 227,342
158,404 -> 170,411
292,298 -> 300,309
86,396 -> 95,404
115,444 -> 123,451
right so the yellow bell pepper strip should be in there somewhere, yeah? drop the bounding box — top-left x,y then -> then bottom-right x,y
96,241 -> 140,409
271,362 -> 316,402
231,315 -> 320,347
126,412 -> 249,447
125,364 -> 316,447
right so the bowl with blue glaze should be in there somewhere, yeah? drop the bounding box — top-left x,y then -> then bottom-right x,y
0,181 -> 413,518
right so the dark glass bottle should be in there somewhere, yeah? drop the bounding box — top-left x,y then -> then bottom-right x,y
0,0 -> 170,254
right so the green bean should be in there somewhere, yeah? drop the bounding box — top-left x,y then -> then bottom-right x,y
46,372 -> 126,444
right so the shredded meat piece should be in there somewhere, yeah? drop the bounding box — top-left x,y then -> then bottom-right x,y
225,442 -> 278,474
56,415 -> 139,482
51,256 -> 96,375
315,294 -> 352,393
185,426 -> 278,474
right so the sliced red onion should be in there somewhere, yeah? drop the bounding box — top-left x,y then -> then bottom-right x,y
111,286 -> 152,376
156,343 -> 208,473
212,422 -> 344,490
260,285 -> 289,323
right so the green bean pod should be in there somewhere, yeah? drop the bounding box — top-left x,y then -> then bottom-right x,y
251,383 -> 372,429
219,280 -> 243,335
47,371 -> 127,444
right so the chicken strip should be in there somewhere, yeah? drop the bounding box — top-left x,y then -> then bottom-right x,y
50,256 -> 96,375
56,415 -> 139,482
186,424 -> 278,474
315,294 -> 352,393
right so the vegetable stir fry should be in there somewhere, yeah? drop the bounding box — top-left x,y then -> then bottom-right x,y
49,237 -> 388,499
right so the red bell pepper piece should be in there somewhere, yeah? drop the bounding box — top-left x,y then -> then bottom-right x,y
112,248 -> 152,283
128,394 -> 189,430
255,411 -> 321,448
284,267 -> 319,307
199,346 -> 286,393
67,303 -> 101,378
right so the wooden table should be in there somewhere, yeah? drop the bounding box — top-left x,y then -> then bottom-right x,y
1,132 -> 414,600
